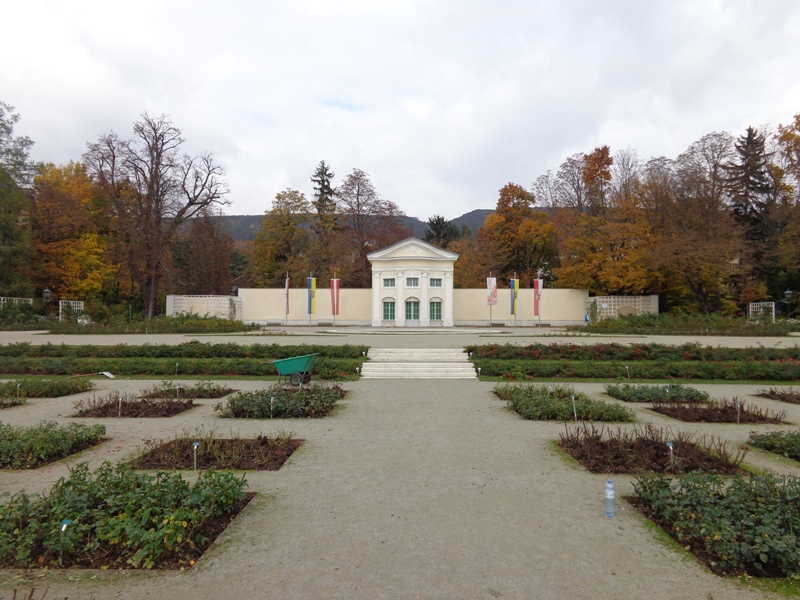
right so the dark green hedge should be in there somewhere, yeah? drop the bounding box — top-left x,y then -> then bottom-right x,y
0,341 -> 369,359
467,342 -> 800,362
473,359 -> 800,381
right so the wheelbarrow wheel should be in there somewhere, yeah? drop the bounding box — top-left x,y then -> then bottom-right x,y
289,372 -> 303,386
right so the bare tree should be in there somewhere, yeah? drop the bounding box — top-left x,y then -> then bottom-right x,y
84,114 -> 229,317
336,169 -> 408,286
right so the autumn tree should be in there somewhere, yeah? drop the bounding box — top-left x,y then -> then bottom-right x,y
774,114 -> 800,296
168,212 -> 235,295
246,189 -> 311,287
478,183 -> 556,286
336,169 -> 408,287
582,146 -> 613,215
644,136 -> 743,313
83,114 -> 229,317
29,162 -> 117,302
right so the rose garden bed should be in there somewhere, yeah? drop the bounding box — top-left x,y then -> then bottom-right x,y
494,383 -> 634,422
214,383 -> 346,419
631,471 -> 800,577
73,391 -> 196,418
129,428 -> 302,471
556,423 -> 748,474
0,462 -> 250,569
650,398 -> 788,424
755,387 -> 800,404
0,422 -> 107,469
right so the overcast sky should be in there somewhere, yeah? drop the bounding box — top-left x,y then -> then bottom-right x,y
3,0 -> 800,220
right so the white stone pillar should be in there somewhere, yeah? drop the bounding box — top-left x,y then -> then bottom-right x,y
444,270 -> 454,326
396,270 -> 405,326
420,271 -> 430,326
371,270 -> 382,327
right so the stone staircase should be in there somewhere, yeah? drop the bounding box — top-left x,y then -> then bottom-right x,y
360,348 -> 477,379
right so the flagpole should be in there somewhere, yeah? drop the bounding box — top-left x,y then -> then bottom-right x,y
514,272 -> 518,328
489,272 -> 492,327
284,272 -> 290,327
332,272 -> 337,328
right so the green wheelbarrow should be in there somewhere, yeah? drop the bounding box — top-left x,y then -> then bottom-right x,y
269,353 -> 319,386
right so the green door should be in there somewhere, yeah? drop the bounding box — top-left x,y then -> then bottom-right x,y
405,300 -> 420,326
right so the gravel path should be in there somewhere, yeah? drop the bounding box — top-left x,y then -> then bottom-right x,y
1,329 -> 798,599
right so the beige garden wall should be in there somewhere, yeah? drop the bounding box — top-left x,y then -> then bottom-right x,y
235,286 -> 588,326
238,288 -> 373,326
453,288 -> 589,326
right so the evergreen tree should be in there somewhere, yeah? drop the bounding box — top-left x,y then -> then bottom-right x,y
724,126 -> 772,236
0,101 -> 34,296
723,126 -> 777,297
309,160 -> 338,279
423,215 -> 460,248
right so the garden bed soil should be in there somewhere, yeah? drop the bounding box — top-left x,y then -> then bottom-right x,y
74,400 -> 196,418
130,438 -> 304,470
650,403 -> 787,424
755,388 -> 800,404
556,437 -> 745,475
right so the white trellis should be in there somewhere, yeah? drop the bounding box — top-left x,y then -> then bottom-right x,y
0,297 -> 33,307
748,302 -> 775,322
59,300 -> 85,322
585,295 -> 658,320
167,295 -> 242,321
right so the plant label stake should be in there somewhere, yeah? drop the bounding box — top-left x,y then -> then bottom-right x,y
16,383 -> 21,397
547,384 -> 553,396
571,395 -> 578,421
118,394 -> 122,418
625,366 -> 630,379
192,441 -> 200,470
736,401 -> 741,423
666,442 -> 674,468
175,362 -> 179,375
59,519 -> 73,566
477,367 -> 481,376
175,383 -> 180,400
269,395 -> 274,419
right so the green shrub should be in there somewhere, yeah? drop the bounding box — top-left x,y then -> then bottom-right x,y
634,471 -> 800,576
0,461 -> 247,568
494,383 -> 634,422
748,430 -> 800,461
604,383 -> 709,403
215,383 -> 346,418
140,379 -> 235,399
0,422 -> 107,469
574,312 -> 798,336
0,378 -> 94,398
0,396 -> 26,409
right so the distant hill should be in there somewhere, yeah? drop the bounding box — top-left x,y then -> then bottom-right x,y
211,210 -> 494,242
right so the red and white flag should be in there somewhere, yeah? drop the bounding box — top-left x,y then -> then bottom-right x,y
330,278 -> 340,316
533,278 -> 543,316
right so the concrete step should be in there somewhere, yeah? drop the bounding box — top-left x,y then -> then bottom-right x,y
362,348 -> 476,379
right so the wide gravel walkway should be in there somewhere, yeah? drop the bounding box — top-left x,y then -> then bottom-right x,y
1,328 -> 797,599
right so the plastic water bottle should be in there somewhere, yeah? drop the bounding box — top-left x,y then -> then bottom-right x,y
604,479 -> 615,517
